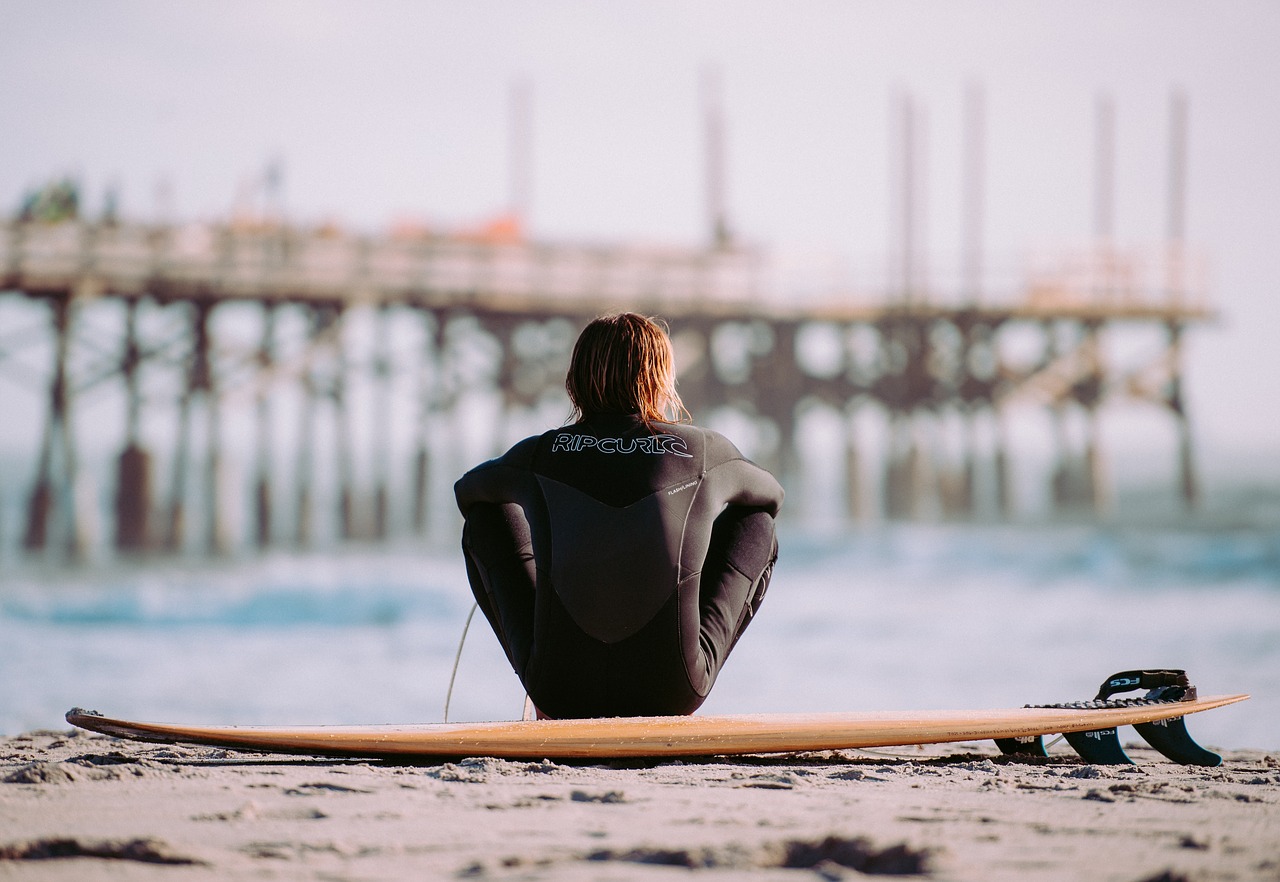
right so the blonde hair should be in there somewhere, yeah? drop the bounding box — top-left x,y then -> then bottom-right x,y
566,313 -> 690,426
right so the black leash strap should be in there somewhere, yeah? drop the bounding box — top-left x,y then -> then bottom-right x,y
1093,669 -> 1192,702
1025,668 -> 1198,711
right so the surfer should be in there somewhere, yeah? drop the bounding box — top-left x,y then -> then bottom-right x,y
454,312 -> 783,718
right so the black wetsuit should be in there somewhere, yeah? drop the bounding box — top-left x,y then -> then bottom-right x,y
454,413 -> 783,718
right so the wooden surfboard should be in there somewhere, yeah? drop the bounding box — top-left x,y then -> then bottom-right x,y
66,693 -> 1247,761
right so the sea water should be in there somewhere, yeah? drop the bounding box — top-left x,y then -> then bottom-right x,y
1,521 -> 1277,750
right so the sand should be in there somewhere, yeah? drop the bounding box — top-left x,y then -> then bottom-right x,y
1,728 -> 1277,881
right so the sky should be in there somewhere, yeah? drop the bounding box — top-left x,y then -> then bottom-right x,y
1,1 -> 1278,485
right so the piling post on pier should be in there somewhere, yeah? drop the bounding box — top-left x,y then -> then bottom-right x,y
23,294 -> 87,558
957,318 -> 1002,518
372,302 -> 393,540
1049,396 -> 1070,510
114,296 -> 152,552
957,409 -> 979,517
1046,320 -> 1071,512
1167,319 -> 1200,509
670,317 -> 720,426
331,307 -> 355,542
294,303 -> 352,545
844,405 -> 867,522
204,311 -> 230,555
295,313 -> 318,548
253,303 -> 276,549
485,312 -> 524,453
165,311 -> 192,552
762,323 -> 798,486
1039,317 -> 1111,518
412,310 -> 445,535
993,407 -> 1013,517
1080,321 -> 1109,517
876,313 -> 936,519
884,412 -> 928,520
163,299 -> 229,555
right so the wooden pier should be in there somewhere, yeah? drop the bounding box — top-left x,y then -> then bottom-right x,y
0,217 -> 1209,560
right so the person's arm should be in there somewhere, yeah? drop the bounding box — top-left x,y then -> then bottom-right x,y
453,437 -> 540,515
700,430 -> 784,517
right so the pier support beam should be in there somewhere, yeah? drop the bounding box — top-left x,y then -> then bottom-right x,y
115,296 -> 151,552
370,303 -> 396,540
958,408 -> 980,517
751,321 -> 803,489
23,295 -> 87,559
295,315 -> 317,548
164,300 -> 229,555
333,309 -> 355,541
844,406 -> 867,523
993,407 -> 1013,517
253,304 -> 276,549
294,304 -> 349,546
412,311 -> 446,535
1166,320 -> 1200,510
1081,322 -> 1109,517
884,412 -> 927,520
372,305 -> 390,539
114,445 -> 151,552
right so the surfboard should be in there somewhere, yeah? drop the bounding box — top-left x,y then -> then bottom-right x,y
66,693 -> 1247,764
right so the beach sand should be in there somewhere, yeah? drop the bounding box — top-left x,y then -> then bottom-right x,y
1,728 -> 1277,881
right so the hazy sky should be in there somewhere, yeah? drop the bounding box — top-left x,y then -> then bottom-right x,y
2,1 -> 1277,468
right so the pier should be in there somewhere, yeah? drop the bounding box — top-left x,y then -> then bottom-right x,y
0,216 -> 1209,561
0,88 -> 1211,561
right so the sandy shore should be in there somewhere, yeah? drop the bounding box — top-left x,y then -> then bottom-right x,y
1,728 -> 1277,881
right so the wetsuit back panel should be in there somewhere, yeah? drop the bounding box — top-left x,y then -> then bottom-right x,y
537,475 -> 694,644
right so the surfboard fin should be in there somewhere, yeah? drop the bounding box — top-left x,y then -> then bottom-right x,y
1122,682 -> 1220,766
995,735 -> 1048,757
1134,715 -> 1222,766
1063,727 -> 1134,765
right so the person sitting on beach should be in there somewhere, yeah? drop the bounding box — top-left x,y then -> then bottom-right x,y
454,312 -> 783,719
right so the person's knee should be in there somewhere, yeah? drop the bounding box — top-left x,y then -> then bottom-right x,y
717,509 -> 777,580
463,502 -> 532,561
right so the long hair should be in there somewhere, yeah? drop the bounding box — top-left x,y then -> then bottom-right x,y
566,313 -> 690,426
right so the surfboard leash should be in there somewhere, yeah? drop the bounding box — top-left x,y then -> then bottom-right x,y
1024,668 -> 1197,710
443,602 -> 479,724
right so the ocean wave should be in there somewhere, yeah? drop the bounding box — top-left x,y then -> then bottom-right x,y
0,583 -> 456,628
0,550 -> 470,629
780,523 -> 1280,591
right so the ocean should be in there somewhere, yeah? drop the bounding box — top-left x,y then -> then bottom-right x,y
2,517 -> 1276,752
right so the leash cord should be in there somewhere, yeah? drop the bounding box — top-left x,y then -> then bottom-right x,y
443,602 -> 479,723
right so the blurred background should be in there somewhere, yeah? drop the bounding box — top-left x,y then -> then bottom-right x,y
0,1 -> 1276,751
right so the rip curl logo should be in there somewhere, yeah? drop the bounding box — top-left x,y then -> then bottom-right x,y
551,433 -> 693,458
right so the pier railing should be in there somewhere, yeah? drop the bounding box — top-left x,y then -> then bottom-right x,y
1,220 -> 1208,320
2,221 -> 766,314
